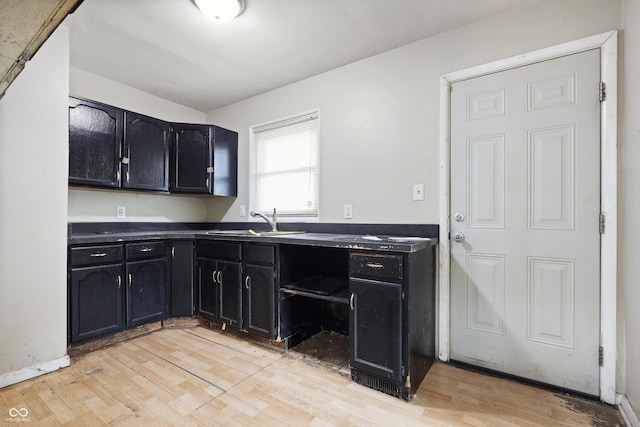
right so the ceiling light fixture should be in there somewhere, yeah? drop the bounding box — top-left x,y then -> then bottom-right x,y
194,0 -> 244,23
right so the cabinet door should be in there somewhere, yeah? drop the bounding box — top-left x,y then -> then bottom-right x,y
171,240 -> 195,317
69,97 -> 122,188
197,260 -> 218,319
213,126 -> 238,197
123,112 -> 170,191
218,260 -> 243,327
173,124 -> 212,193
349,277 -> 403,381
243,264 -> 276,339
71,264 -> 123,342
126,258 -> 167,327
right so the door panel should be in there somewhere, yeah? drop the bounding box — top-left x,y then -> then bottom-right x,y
450,49 -> 601,395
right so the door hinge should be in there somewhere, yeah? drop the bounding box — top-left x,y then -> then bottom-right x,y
599,81 -> 606,102
599,212 -> 605,234
599,346 -> 604,366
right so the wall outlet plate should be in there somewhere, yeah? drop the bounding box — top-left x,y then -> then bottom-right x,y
413,184 -> 425,201
116,206 -> 126,218
344,204 -> 353,219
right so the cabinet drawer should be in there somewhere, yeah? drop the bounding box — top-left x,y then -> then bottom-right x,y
126,241 -> 166,260
243,244 -> 275,265
196,240 -> 242,261
349,252 -> 403,281
71,245 -> 123,267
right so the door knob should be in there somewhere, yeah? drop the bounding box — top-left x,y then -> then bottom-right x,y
454,212 -> 465,222
453,232 -> 465,242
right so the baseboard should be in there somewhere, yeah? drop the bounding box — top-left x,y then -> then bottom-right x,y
618,394 -> 640,427
0,355 -> 70,389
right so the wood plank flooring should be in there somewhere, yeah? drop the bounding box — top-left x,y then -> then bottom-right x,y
0,326 -> 623,426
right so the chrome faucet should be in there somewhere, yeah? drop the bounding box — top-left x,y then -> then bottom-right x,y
250,208 -> 278,232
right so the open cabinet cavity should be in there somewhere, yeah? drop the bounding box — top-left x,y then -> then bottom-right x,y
278,245 -> 350,371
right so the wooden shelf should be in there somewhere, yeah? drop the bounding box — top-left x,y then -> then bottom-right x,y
280,276 -> 349,304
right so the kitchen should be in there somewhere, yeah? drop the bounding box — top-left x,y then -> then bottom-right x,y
1,0 -> 639,425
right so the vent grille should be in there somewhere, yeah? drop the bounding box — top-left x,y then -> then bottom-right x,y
352,370 -> 409,400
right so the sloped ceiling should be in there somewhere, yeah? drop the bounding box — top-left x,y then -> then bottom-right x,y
0,0 -> 83,98
64,0 -> 534,112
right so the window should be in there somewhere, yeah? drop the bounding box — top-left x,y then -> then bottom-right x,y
250,111 -> 319,218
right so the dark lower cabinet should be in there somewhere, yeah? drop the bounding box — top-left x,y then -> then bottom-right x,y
348,248 -> 435,401
197,260 -> 218,320
70,264 -> 123,342
69,241 -> 169,345
217,260 -> 243,327
171,240 -> 195,317
243,264 -> 276,338
349,277 -> 403,381
125,258 -> 167,327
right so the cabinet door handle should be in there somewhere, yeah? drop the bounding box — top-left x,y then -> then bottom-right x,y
366,262 -> 384,269
128,273 -> 132,287
171,247 -> 175,258
217,271 -> 222,283
205,178 -> 210,189
114,170 -> 120,183
117,275 -> 121,289
125,171 -> 130,183
139,247 -> 152,252
212,271 -> 217,284
245,276 -> 250,290
90,252 -> 107,257
349,293 -> 355,311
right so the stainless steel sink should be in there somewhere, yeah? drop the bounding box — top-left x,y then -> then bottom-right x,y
330,235 -> 425,242
205,229 -> 304,237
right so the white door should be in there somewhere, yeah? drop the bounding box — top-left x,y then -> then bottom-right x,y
450,49 -> 601,395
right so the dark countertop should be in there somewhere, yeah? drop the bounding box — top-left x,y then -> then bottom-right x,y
68,229 -> 437,253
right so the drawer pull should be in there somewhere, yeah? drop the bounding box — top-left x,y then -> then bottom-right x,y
366,262 -> 384,269
139,247 -> 153,252
90,252 -> 108,257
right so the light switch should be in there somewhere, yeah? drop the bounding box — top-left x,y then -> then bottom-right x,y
413,184 -> 425,201
344,204 -> 353,219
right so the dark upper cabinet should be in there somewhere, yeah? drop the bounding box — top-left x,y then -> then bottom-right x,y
123,111 -> 170,191
172,123 -> 212,194
69,97 -> 122,188
213,126 -> 238,197
69,96 -> 237,196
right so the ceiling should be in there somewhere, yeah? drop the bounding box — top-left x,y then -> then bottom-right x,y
63,0 -> 535,112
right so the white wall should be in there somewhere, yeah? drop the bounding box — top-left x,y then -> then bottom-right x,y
206,0 -> 622,225
622,0 -> 640,417
0,27 -> 70,383
68,68 -> 212,223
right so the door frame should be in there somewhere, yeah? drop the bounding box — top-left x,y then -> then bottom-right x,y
438,30 -> 618,404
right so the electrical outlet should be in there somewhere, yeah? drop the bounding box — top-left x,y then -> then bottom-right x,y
413,184 -> 425,201
344,204 -> 353,219
116,206 -> 126,219
239,205 -> 246,217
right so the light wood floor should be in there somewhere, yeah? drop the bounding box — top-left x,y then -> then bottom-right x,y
0,326 -> 623,426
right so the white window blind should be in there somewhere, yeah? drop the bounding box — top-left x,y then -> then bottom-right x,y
251,111 -> 319,217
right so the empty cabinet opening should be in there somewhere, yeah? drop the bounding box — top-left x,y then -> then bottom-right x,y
278,245 -> 349,370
